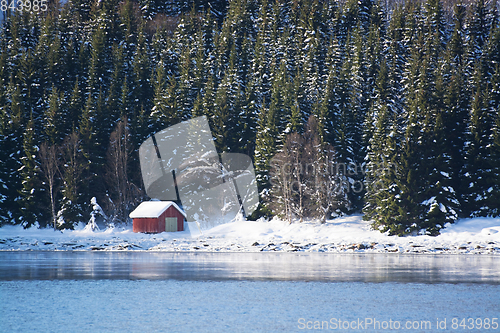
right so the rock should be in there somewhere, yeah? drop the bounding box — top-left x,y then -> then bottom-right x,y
260,243 -> 277,251
251,242 -> 260,246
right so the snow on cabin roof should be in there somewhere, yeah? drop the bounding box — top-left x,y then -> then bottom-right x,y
129,201 -> 186,219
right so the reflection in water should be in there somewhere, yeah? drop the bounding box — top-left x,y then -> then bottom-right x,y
0,252 -> 499,283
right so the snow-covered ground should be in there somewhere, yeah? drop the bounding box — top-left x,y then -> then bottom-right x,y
0,215 -> 499,254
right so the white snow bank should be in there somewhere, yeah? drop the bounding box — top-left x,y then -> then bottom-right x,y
0,215 -> 499,254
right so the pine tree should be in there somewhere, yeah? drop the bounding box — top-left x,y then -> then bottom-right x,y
0,83 -> 24,225
329,32 -> 362,213
298,4 -> 322,122
201,74 -> 216,120
18,115 -> 42,227
177,44 -> 195,120
212,42 -> 240,152
253,100 -> 275,218
444,4 -> 469,212
421,64 -> 460,233
488,104 -> 500,216
77,94 -> 97,217
396,39 -> 428,235
364,60 -> 397,229
251,0 -> 273,110
268,59 -> 291,149
131,21 -> 152,119
239,72 -> 258,157
66,78 -> 83,134
43,85 -> 62,146
466,0 -> 492,64
348,25 -> 372,210
58,132 -> 86,229
107,43 -> 126,128
466,60 -> 498,217
150,60 -> 173,133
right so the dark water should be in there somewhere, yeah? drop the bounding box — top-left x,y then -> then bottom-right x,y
1,252 -> 499,333
0,251 -> 499,283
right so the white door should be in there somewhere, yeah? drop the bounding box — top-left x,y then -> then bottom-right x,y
165,217 -> 177,232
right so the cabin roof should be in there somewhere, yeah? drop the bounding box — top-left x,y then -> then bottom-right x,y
129,201 -> 186,219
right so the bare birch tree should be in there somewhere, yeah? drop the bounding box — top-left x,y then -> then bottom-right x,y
39,142 -> 60,230
270,136 -> 296,223
106,117 -> 142,223
269,115 -> 346,222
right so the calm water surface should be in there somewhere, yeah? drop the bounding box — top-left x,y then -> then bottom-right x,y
0,252 -> 499,332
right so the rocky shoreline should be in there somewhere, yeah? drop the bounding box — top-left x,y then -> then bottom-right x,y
1,235 -> 499,254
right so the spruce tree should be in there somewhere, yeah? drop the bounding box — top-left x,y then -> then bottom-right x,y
150,60 -> 172,133
43,85 -> 62,146
131,21 -> 152,118
444,4 -> 469,212
58,132 -> 86,229
420,66 -> 460,233
488,105 -> 500,216
0,83 -> 24,225
253,100 -> 275,217
212,42 -> 240,152
466,60 -> 499,217
18,115 -> 42,227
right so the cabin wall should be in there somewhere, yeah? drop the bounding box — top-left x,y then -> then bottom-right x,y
164,205 -> 185,232
133,217 -> 161,233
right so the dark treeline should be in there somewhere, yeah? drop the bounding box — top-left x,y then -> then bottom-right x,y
0,0 -> 499,235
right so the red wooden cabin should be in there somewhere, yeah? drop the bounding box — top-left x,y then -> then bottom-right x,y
130,201 -> 186,233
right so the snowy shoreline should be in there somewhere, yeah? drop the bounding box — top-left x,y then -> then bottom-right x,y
1,215 -> 499,254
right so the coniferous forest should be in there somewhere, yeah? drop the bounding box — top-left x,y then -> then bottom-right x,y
0,0 -> 499,235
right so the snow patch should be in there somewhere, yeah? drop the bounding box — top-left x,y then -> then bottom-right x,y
0,215 -> 499,254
